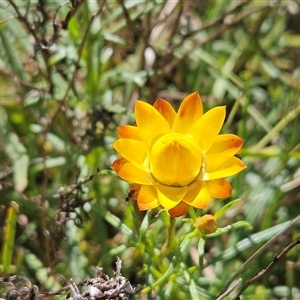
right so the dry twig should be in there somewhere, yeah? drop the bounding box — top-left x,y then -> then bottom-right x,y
218,213 -> 300,297
233,233 -> 300,299
0,257 -> 139,300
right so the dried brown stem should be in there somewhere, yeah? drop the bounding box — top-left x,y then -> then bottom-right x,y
0,14 -> 18,24
164,1 -> 272,76
117,0 -> 142,36
39,1 -> 106,269
0,68 -> 48,92
216,278 -> 242,300
204,1 -> 247,28
233,233 -> 300,299
7,0 -> 40,43
58,0 -> 86,30
65,168 -> 101,195
218,213 -> 300,298
7,0 -> 53,89
42,1 -> 106,137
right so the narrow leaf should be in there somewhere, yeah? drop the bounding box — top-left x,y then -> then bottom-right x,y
1,201 -> 19,275
214,199 -> 241,220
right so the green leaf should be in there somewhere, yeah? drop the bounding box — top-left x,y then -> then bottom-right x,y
102,33 -> 126,45
219,220 -> 291,261
214,199 -> 241,220
46,133 -> 66,152
31,157 -> 66,173
139,210 -> 152,254
68,17 -> 80,39
198,238 -> 205,269
0,107 -> 29,192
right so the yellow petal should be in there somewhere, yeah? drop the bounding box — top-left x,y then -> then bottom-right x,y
112,139 -> 150,172
135,100 -> 171,144
153,99 -> 176,127
184,182 -> 211,209
137,185 -> 160,210
156,183 -> 188,209
208,134 -> 244,155
204,153 -> 231,172
206,179 -> 232,198
150,133 -> 202,186
204,156 -> 247,181
117,125 -> 141,140
168,201 -> 189,217
188,106 -> 226,153
172,92 -> 203,134
183,181 -> 203,203
112,159 -> 155,185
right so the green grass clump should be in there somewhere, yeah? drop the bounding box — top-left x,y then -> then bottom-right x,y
0,1 -> 300,299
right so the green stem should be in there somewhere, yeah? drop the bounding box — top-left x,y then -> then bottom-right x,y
159,216 -> 175,263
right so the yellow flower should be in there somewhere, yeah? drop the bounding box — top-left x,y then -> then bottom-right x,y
112,92 -> 246,217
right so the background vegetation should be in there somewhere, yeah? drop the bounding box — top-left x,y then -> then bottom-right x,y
0,1 -> 300,299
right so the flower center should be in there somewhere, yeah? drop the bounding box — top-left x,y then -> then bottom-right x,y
149,133 -> 202,186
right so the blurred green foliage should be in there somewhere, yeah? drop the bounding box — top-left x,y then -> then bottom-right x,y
0,1 -> 300,299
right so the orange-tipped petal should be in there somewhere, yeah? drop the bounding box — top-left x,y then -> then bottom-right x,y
112,159 -> 155,185
135,100 -> 171,144
188,106 -> 226,153
168,201 -> 189,217
172,92 -> 203,134
111,157 -> 127,173
206,179 -> 232,198
112,139 -> 150,172
204,156 -> 247,181
156,183 -> 188,210
153,99 -> 176,127
137,185 -> 160,210
208,134 -> 244,155
117,125 -> 141,140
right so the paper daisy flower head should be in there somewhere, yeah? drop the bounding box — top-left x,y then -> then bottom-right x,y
112,92 -> 246,217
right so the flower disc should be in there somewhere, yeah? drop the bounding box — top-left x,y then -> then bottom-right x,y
149,133 -> 202,186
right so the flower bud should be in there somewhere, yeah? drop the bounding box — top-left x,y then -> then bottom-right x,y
196,214 -> 217,234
